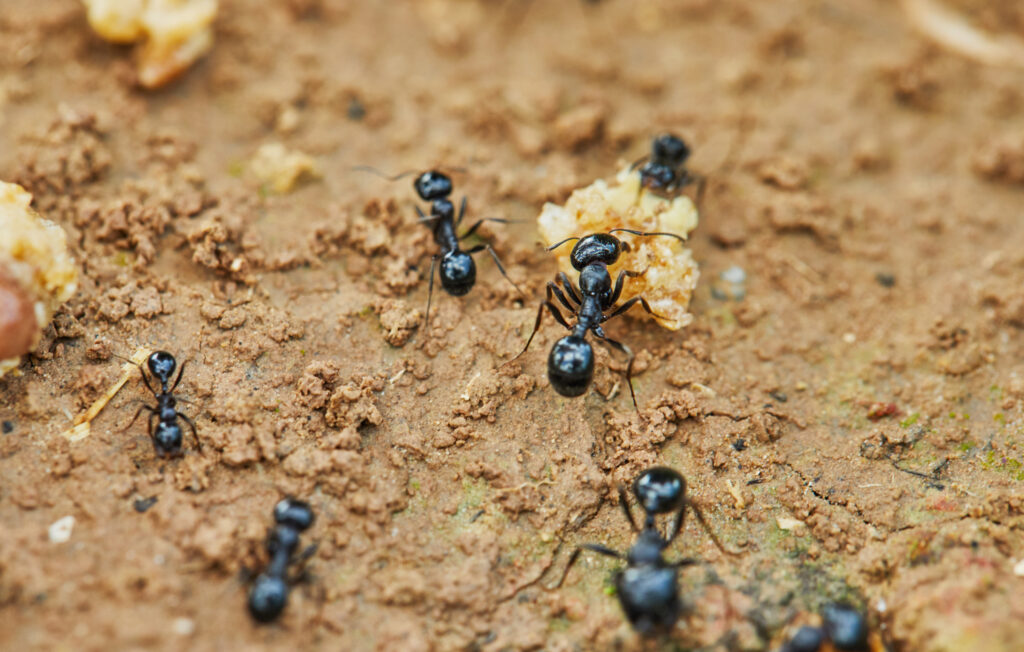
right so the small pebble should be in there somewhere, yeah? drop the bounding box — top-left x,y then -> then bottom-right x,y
842,332 -> 856,344
347,97 -> 366,121
1,420 -> 13,433
134,496 -> 158,513
769,391 -> 788,403
721,265 -> 747,284
1013,558 -> 1024,577
875,272 -> 895,288
48,515 -> 75,543
172,617 -> 196,636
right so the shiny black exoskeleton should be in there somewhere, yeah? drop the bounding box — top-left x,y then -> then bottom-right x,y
412,170 -> 521,328
125,351 -> 198,457
635,133 -> 705,203
776,604 -> 871,652
510,229 -> 682,408
248,498 -> 317,623
557,467 -> 730,637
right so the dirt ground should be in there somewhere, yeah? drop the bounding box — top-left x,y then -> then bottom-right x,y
2,1 -> 1024,650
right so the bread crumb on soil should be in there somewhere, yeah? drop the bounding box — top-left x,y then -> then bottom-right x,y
0,181 -> 78,377
250,143 -> 321,194
537,166 -> 700,330
82,0 -> 218,89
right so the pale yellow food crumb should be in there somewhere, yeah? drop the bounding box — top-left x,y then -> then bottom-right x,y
250,143 -> 321,194
537,166 -> 700,330
82,0 -> 218,89
0,182 -> 78,378
63,346 -> 151,442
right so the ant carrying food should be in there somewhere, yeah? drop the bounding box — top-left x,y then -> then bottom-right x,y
355,167 -> 522,329
123,350 -> 199,457
556,467 -> 732,637
509,229 -> 682,408
248,497 -> 317,623
633,133 -> 705,205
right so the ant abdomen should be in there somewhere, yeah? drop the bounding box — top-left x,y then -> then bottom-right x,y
248,575 -> 288,623
439,251 -> 476,296
548,335 -> 594,397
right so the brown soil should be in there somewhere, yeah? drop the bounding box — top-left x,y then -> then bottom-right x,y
2,1 -> 1024,651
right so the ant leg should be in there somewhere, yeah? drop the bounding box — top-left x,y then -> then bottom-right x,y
415,205 -> 440,225
557,272 -> 581,306
617,485 -> 639,533
547,281 -> 576,313
686,498 -> 731,556
137,364 -> 158,398
456,196 -> 467,227
178,412 -> 202,452
466,244 -> 523,297
628,153 -> 650,172
608,269 -> 644,306
605,295 -> 665,322
423,255 -> 439,331
669,558 -> 700,569
287,542 -> 319,585
170,359 -> 187,393
545,236 -> 581,253
460,217 -> 516,240
556,543 -> 623,588
147,411 -> 159,448
593,331 -> 637,410
122,404 -> 156,432
607,228 -> 686,244
509,300 -> 571,363
692,173 -> 707,210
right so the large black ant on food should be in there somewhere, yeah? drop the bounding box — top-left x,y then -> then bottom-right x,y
632,133 -> 706,205
123,351 -> 199,457
509,229 -> 682,408
556,467 -> 731,637
355,167 -> 522,329
248,497 -> 317,623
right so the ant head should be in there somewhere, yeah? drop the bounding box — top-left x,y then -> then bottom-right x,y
147,351 -> 177,385
274,497 -> 315,531
440,251 -> 476,296
414,171 -> 453,201
651,134 -> 690,167
248,574 -> 288,623
548,335 -> 594,397
569,233 -> 622,271
634,467 -> 686,515
152,421 -> 183,456
821,604 -> 868,651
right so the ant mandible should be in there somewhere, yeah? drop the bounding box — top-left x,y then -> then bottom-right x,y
556,467 -> 731,637
509,229 -> 682,408
634,133 -> 706,206
248,497 -> 317,623
124,351 -> 200,457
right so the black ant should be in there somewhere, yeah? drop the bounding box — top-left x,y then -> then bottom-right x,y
356,167 -> 522,329
777,604 -> 871,652
508,229 -> 682,408
248,497 -> 317,623
633,133 -> 706,205
123,351 -> 199,457
556,467 -> 731,637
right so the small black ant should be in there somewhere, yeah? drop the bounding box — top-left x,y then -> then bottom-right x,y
123,351 -> 199,457
556,467 -> 731,637
509,229 -> 682,408
356,166 -> 522,329
633,133 -> 705,205
248,497 -> 317,623
777,604 -> 871,652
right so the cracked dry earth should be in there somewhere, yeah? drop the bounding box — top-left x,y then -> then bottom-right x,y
2,1 -> 1024,651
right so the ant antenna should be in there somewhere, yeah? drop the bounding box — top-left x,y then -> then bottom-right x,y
546,236 -> 581,252
608,229 -> 686,243
351,166 -> 418,181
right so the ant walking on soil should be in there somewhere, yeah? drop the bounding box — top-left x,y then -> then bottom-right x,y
632,133 -> 706,205
122,351 -> 199,457
355,167 -> 522,329
556,467 -> 732,637
248,497 -> 317,623
508,230 -> 681,408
